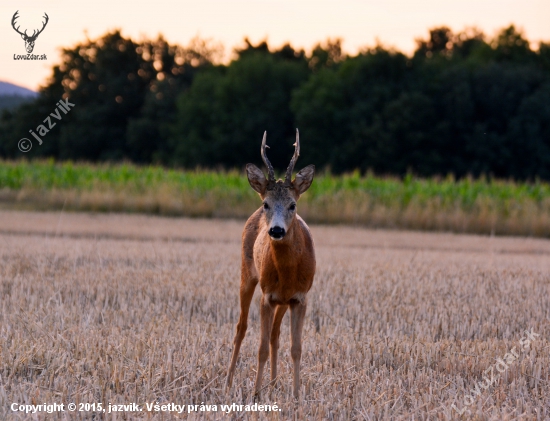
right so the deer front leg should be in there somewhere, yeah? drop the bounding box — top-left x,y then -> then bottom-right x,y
290,300 -> 307,399
226,275 -> 258,389
270,304 -> 288,384
254,294 -> 274,396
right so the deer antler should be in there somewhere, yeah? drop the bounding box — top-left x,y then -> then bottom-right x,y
261,131 -> 276,182
32,13 -> 49,39
11,11 -> 26,37
284,129 -> 300,185
11,11 -> 49,40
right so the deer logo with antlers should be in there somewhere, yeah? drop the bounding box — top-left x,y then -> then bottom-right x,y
11,11 -> 49,54
226,129 -> 316,399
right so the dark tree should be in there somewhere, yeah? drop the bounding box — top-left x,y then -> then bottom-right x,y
2,26 -> 550,181
170,41 -> 309,171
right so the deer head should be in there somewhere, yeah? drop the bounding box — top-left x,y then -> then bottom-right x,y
12,11 -> 49,54
246,129 -> 315,240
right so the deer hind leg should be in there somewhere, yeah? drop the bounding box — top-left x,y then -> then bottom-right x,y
270,304 -> 288,384
226,275 -> 258,389
290,300 -> 307,399
254,294 -> 274,396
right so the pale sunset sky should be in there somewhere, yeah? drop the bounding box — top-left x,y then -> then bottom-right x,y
1,0 -> 548,91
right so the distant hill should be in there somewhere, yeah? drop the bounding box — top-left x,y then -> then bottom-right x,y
0,81 -> 37,97
0,81 -> 37,112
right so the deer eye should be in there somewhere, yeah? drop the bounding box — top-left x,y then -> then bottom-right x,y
263,202 -> 269,210
289,203 -> 296,211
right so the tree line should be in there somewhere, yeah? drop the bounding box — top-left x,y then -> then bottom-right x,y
1,26 -> 549,180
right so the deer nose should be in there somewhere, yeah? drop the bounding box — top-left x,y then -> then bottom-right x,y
269,226 -> 285,239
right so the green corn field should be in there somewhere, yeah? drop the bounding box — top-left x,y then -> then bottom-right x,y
1,159 -> 549,237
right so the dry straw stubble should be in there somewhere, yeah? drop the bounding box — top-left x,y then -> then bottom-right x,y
0,210 -> 549,419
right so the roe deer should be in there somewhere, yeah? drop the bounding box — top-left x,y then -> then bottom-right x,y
226,129 -> 316,399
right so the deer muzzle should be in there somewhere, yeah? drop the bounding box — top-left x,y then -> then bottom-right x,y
268,226 -> 285,240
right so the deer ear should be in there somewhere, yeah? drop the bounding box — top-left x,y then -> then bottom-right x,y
293,165 -> 315,195
21,34 -> 25,40
246,164 -> 267,195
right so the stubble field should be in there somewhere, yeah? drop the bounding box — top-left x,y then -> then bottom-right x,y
0,210 -> 549,420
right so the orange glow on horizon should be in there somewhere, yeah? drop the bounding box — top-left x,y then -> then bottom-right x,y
1,0 -> 549,91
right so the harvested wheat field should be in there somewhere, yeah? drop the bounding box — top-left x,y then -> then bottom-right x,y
0,210 -> 549,420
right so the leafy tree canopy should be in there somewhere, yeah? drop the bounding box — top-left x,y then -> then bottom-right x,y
1,26 -> 549,180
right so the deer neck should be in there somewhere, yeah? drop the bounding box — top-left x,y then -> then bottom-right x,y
268,217 -> 300,268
